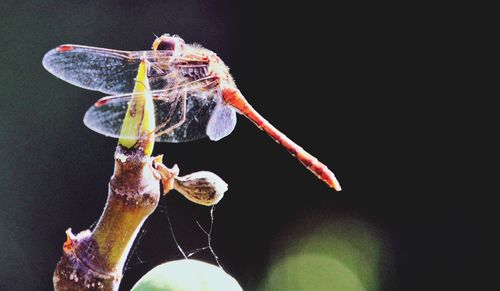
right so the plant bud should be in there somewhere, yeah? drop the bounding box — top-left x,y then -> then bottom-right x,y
174,171 -> 228,206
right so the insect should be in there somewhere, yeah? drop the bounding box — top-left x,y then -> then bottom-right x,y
43,34 -> 341,190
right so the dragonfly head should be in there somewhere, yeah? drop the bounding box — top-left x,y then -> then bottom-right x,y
152,34 -> 186,53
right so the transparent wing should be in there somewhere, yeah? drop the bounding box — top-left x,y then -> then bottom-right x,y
42,45 -> 170,94
206,102 -> 237,141
83,90 -> 223,143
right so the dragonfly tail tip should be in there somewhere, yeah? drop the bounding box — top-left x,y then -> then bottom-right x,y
328,177 -> 342,191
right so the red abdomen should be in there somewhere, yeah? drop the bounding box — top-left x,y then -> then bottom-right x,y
222,88 -> 341,191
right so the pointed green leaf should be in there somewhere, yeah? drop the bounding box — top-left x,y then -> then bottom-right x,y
118,59 -> 155,155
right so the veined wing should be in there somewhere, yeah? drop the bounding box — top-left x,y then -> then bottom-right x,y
42,45 -> 170,94
84,90 -> 232,143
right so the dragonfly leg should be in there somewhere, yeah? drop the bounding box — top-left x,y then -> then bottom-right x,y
147,63 -> 170,78
154,91 -> 187,137
155,91 -> 181,132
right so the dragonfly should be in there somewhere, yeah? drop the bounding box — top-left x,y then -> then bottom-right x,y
43,34 -> 341,191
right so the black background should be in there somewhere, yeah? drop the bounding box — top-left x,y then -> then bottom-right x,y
0,1 -> 487,290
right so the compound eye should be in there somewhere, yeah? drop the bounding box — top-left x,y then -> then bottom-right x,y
156,39 -> 176,51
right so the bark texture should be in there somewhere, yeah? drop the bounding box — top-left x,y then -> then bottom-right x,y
53,146 -> 160,290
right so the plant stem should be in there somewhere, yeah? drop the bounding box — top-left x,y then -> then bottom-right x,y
53,145 -> 160,290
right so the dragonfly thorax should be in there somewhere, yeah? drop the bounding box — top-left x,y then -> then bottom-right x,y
151,35 -> 235,93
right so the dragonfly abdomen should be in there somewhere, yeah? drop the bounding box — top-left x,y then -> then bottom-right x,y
222,88 -> 341,190
260,119 -> 341,191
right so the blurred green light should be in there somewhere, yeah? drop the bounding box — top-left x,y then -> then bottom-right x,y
263,253 -> 365,291
259,217 -> 389,291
